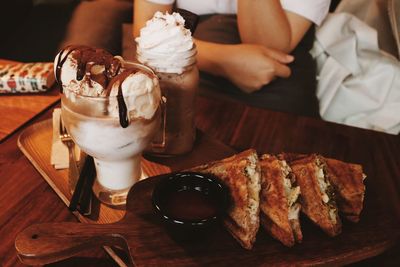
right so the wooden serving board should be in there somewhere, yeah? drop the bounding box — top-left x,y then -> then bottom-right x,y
17,119 -> 400,266
17,119 -> 236,264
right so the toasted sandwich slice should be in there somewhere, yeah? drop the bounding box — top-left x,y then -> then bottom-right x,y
324,158 -> 366,223
259,154 -> 302,247
190,149 -> 261,250
278,152 -> 307,163
285,154 -> 342,237
282,153 -> 366,223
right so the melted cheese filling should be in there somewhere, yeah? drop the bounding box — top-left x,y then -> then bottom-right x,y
245,154 -> 261,230
316,158 -> 337,223
281,161 -> 301,221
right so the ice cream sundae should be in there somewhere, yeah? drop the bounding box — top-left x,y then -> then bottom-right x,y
56,45 -> 161,206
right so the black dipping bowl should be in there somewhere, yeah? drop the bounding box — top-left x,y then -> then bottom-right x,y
152,172 -> 230,240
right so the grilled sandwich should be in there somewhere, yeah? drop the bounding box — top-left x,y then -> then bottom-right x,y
324,158 -> 366,222
281,153 -> 367,223
284,154 -> 342,237
190,149 -> 261,250
259,154 -> 302,247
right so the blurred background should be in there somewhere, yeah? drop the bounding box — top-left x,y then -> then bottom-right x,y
0,0 -> 342,62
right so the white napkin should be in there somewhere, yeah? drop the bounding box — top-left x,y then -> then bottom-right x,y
311,13 -> 400,134
50,108 -> 81,169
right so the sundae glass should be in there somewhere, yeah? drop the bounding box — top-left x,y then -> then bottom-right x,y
56,46 -> 161,206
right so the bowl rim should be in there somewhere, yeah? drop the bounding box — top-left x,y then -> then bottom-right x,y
152,171 -> 230,226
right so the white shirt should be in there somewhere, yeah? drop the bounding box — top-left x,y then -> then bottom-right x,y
146,0 -> 331,25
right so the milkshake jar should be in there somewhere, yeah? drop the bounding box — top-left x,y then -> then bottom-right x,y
139,49 -> 198,155
135,11 -> 199,156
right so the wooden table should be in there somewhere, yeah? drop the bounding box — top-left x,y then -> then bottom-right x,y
1,93 -> 399,266
0,59 -> 59,143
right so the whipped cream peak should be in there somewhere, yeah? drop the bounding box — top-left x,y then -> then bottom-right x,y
136,11 -> 196,74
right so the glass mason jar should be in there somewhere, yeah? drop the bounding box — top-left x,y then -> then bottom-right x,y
137,46 -> 199,156
61,62 -> 161,206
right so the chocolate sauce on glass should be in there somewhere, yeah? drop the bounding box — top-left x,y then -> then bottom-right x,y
76,58 -> 86,81
55,47 -> 76,92
105,69 -> 139,128
117,87 -> 129,128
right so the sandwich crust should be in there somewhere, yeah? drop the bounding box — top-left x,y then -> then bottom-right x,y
324,158 -> 366,222
287,154 -> 342,237
259,154 -> 302,247
282,153 -> 367,223
190,149 -> 261,249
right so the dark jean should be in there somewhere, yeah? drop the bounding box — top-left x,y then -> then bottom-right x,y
194,15 -> 320,118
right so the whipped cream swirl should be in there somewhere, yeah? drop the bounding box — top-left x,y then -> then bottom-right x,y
135,12 -> 196,74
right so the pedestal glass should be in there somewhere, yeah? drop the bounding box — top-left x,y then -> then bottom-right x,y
61,63 -> 160,206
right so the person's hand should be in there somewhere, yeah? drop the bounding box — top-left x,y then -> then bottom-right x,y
220,44 -> 294,93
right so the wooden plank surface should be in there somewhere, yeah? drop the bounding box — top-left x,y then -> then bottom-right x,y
1,96 -> 400,266
0,108 -> 119,267
16,115 -> 236,266
0,90 -> 59,142
15,113 -> 400,267
227,106 -> 400,219
17,119 -> 235,225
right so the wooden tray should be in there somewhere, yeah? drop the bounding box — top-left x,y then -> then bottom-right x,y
0,90 -> 59,142
17,119 -> 236,265
18,119 -> 400,266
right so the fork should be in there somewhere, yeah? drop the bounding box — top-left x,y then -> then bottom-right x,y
59,118 -> 80,194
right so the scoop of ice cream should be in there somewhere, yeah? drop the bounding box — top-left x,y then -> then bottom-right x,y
135,12 -> 196,74
55,46 -> 161,127
54,45 -> 122,96
107,69 -> 161,120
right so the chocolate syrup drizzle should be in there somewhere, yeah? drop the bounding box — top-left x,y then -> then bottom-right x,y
55,45 -> 130,128
55,46 -> 76,93
105,69 -> 138,128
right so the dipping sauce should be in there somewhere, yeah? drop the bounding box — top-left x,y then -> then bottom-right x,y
164,189 -> 219,221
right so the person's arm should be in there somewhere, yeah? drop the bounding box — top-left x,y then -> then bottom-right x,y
133,0 -> 293,93
237,0 -> 312,52
195,39 -> 293,93
133,0 -> 172,37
